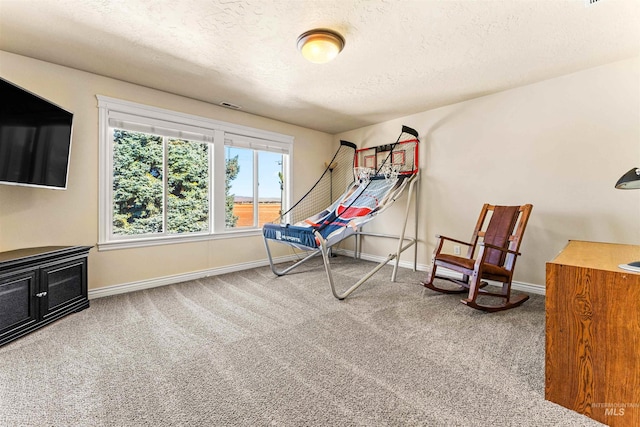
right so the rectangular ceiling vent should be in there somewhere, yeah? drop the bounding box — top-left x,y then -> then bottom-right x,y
219,101 -> 242,110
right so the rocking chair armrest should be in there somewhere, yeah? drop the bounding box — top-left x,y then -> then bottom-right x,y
435,235 -> 473,247
479,242 -> 521,257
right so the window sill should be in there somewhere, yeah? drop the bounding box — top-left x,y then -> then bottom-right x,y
97,228 -> 263,251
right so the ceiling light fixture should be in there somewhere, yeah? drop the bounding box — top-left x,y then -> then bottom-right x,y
297,29 -> 345,64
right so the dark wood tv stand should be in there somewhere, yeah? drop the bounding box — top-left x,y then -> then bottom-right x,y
0,246 -> 91,347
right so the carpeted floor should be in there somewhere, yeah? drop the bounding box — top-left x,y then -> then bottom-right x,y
0,256 -> 603,426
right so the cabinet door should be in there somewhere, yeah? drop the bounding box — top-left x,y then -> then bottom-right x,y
0,269 -> 38,344
39,257 -> 87,321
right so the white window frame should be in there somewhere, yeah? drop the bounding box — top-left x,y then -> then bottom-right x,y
223,135 -> 291,230
97,96 -> 293,251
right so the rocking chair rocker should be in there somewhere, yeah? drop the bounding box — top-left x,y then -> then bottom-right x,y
421,203 -> 533,312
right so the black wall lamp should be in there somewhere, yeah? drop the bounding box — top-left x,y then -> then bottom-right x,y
615,166 -> 640,272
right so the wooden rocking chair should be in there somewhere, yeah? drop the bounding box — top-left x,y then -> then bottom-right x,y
421,204 -> 533,312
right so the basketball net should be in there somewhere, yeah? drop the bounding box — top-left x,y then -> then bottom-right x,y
354,167 -> 374,186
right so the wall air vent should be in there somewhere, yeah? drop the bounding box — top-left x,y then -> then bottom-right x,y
219,101 -> 242,110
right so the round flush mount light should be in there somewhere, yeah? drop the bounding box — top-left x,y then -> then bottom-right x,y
297,29 -> 345,64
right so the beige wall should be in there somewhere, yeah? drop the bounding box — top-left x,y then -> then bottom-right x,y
2,51 -> 638,291
335,57 -> 640,287
0,51 -> 334,290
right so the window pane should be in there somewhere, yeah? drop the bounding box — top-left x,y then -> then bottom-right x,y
112,129 -> 164,235
225,146 -> 253,228
167,139 -> 209,234
258,151 -> 284,227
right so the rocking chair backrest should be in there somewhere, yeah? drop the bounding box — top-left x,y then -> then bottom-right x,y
473,204 -> 533,268
484,205 -> 519,266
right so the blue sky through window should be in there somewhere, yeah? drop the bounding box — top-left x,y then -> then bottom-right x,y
226,147 -> 283,199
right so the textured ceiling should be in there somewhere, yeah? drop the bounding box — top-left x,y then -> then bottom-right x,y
1,0 -> 638,134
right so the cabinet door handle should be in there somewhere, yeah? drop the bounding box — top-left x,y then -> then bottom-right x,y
35,292 -> 48,298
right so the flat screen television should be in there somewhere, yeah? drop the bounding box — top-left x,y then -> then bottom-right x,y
0,77 -> 73,189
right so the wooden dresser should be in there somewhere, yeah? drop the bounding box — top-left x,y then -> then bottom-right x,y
546,240 -> 640,426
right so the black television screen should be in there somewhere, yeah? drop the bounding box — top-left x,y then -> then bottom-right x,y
0,77 -> 73,189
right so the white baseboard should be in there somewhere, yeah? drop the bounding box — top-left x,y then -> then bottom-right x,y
331,247 -> 430,271
434,269 -> 545,296
88,254 -> 299,299
89,249 -> 545,299
332,248 -> 545,296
